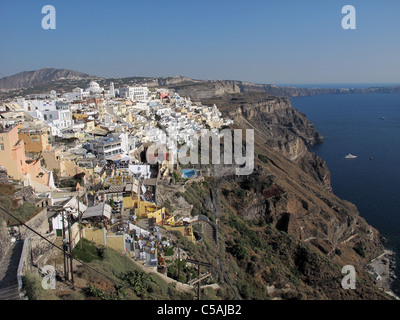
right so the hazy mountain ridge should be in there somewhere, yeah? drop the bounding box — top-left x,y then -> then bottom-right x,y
0,68 -> 95,92
167,79 -> 400,98
1,68 -> 399,97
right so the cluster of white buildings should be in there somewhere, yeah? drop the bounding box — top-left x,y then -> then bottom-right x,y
3,80 -> 233,166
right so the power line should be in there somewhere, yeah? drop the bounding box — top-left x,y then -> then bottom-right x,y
0,205 -> 65,252
0,205 -> 164,299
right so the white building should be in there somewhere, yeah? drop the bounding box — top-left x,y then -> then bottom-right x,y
87,132 -> 129,160
27,109 -> 45,121
43,108 -> 72,130
119,86 -> 149,101
63,87 -> 89,100
108,82 -> 115,98
16,98 -> 57,112
85,81 -> 104,94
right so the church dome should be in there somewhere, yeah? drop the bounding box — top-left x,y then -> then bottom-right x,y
85,81 -> 102,93
88,81 -> 100,88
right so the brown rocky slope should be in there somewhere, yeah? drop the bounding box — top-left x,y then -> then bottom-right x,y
161,86 -> 391,299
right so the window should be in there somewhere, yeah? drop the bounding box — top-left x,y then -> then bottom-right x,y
0,143 -> 4,151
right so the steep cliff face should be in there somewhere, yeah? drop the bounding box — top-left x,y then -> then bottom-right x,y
169,78 -> 400,98
201,93 -> 323,162
166,166 -> 386,299
151,81 -> 389,298
211,92 -> 383,264
170,80 -> 242,100
164,86 -> 386,296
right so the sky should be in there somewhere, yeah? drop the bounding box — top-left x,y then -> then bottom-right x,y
0,0 -> 399,85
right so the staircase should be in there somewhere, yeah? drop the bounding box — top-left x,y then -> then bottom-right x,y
0,242 -> 24,300
198,215 -> 218,245
202,222 -> 216,243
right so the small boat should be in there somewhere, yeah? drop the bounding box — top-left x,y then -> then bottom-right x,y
379,117 -> 386,120
345,153 -> 357,159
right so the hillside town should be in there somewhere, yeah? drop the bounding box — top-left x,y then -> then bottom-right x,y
0,81 -> 233,299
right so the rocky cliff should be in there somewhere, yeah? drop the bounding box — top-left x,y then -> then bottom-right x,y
158,84 -> 389,299
169,79 -> 400,98
200,91 -> 383,262
200,92 -> 323,161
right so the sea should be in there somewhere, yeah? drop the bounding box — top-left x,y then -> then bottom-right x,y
291,92 -> 400,295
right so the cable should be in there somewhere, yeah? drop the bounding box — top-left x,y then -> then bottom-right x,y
0,205 -> 165,299
0,205 -> 65,252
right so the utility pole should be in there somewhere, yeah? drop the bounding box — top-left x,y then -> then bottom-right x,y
177,249 -> 181,281
61,210 -> 68,281
186,258 -> 213,300
197,263 -> 201,300
78,194 -> 83,250
67,212 -> 74,286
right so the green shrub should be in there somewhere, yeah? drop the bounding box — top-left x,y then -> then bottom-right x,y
229,242 -> 248,261
119,270 -> 152,296
353,242 -> 366,258
167,259 -> 197,282
165,247 -> 174,256
72,239 -> 101,263
22,272 -> 59,300
162,199 -> 174,213
258,154 -> 269,164
221,188 -> 230,197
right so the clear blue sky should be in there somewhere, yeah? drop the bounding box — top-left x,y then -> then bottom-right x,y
0,0 -> 399,84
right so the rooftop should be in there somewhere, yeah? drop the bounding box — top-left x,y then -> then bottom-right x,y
0,124 -> 15,133
82,202 -> 111,220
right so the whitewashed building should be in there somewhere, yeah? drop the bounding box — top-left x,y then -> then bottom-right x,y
119,86 -> 149,101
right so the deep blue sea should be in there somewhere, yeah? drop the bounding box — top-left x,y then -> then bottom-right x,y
291,93 -> 400,295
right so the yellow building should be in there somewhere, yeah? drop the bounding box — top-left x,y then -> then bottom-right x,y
83,227 -> 126,253
42,147 -> 66,176
72,113 -> 88,121
163,225 -> 195,243
18,126 -> 50,153
148,207 -> 175,225
122,197 -> 175,225
123,197 -> 156,217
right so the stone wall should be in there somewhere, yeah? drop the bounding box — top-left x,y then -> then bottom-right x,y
0,166 -> 8,183
0,218 -> 10,264
19,208 -> 49,240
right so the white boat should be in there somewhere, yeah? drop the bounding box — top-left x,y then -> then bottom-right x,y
345,153 -> 357,159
